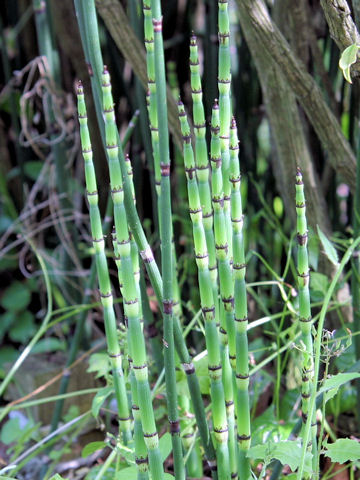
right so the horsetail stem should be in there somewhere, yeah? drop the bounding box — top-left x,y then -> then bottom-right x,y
178,100 -> 230,480
189,35 -> 218,288
101,68 -> 164,479
77,82 -> 131,445
75,2 -> 216,473
210,102 -> 236,367
150,2 -> 185,478
218,0 -> 232,260
295,168 -> 317,463
230,118 -> 251,479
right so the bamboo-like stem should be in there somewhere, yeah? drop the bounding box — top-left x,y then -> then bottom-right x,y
178,101 -> 230,480
218,0 -> 232,260
295,168 -> 317,473
74,4 -> 216,473
230,118 -> 251,479
77,82 -> 131,445
189,35 -> 218,289
150,2 -> 185,478
101,68 -> 164,479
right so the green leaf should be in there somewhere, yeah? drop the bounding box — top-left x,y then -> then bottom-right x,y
247,440 -> 312,473
310,272 -> 328,296
24,161 -> 43,181
164,475 -> 175,479
324,438 -> 360,463
159,432 -> 172,462
49,475 -> 67,480
9,311 -> 36,343
87,352 -> 110,378
31,337 -> 66,354
1,281 -> 31,311
81,441 -> 108,458
316,226 -> 339,266
115,466 -> 137,480
0,417 -> 22,445
318,372 -> 360,403
339,44 -> 359,83
91,386 -> 113,417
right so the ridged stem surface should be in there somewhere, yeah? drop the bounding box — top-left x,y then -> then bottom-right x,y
101,69 -> 164,479
77,83 -> 131,445
150,2 -> 185,479
295,168 -> 316,472
179,102 -> 230,480
229,118 -> 251,479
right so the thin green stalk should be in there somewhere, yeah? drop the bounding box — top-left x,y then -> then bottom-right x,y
229,118 -> 251,479
74,3 -> 216,472
101,68 -> 164,479
150,2 -> 184,478
295,168 -> 316,474
218,0 -> 232,259
297,236 -> 360,480
77,82 -> 132,445
179,101 -> 230,480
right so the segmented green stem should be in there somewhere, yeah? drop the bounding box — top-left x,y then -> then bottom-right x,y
77,82 -> 131,445
295,168 -> 316,463
218,0 -> 232,259
210,102 -> 236,371
190,35 -> 218,289
75,4 -> 215,473
178,101 -> 230,480
230,118 -> 251,479
101,69 -> 164,479
150,3 -> 185,479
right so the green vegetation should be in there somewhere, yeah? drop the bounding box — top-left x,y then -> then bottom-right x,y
1,1 -> 360,480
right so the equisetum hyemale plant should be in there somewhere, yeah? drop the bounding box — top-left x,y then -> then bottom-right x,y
73,1 -> 358,479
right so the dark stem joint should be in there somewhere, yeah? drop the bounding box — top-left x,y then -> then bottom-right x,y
163,300 -> 173,314
152,18 -> 163,32
160,163 -> 170,176
297,233 -> 308,245
236,373 -> 249,379
169,420 -> 180,434
108,352 -> 121,358
237,434 -> 251,441
135,457 -> 149,465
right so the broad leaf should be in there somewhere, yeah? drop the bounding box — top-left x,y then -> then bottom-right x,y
81,441 -> 108,458
318,372 -> 360,403
159,432 -> 172,461
91,386 -> 113,417
324,438 -> 360,463
115,466 -> 137,480
1,281 -> 31,311
339,44 -> 359,83
316,226 -> 339,266
247,440 -> 312,473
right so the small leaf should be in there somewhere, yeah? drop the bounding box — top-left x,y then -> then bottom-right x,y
318,372 -> 360,403
159,432 -> 172,462
91,386 -> 113,417
115,466 -> 137,480
0,417 -> 21,445
24,161 -> 43,181
1,281 -> 31,311
247,440 -> 312,473
81,441 -> 108,458
324,438 -> 360,463
87,352 -> 110,378
316,226 -> 339,266
49,475 -> 67,480
339,44 -> 359,83
9,311 -> 36,343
